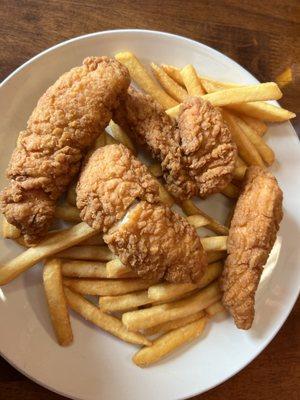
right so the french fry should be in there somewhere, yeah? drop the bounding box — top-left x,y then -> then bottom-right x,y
157,180 -> 175,207
148,262 -> 223,302
66,183 -> 77,206
104,131 -> 118,145
151,63 -> 188,102
233,165 -> 247,180
43,258 -> 73,346
109,120 -> 136,153
133,317 -> 207,367
221,182 -> 240,199
61,260 -> 107,278
275,67 -> 293,88
201,236 -> 227,252
181,200 -> 229,235
94,131 -> 107,148
148,163 -> 163,178
207,250 -> 227,263
222,110 -> 265,167
166,83 -> 282,118
161,64 -> 185,86
106,259 -> 136,278
57,245 -> 115,261
54,204 -> 81,223
1,217 -> 21,239
0,222 -> 97,285
99,290 -> 152,312
240,115 -> 268,137
122,281 -> 221,331
80,236 -> 104,246
180,64 -> 205,95
236,155 -> 246,167
64,287 -> 151,346
186,214 -> 210,229
206,301 -> 227,317
234,116 -> 275,165
144,310 -> 205,336
115,52 -> 177,109
63,278 -> 154,296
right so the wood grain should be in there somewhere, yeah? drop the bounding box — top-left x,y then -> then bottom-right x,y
0,1 -> 299,399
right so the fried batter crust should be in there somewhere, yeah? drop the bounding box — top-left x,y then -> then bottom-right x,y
104,201 -> 207,283
76,144 -> 160,232
221,167 -> 283,329
1,57 -> 130,243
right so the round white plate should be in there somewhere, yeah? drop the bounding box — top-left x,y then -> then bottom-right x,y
0,29 -> 299,400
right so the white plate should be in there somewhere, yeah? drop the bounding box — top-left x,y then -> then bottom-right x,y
0,29 -> 299,400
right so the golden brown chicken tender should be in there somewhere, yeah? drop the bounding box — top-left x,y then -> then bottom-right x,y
221,166 -> 283,329
104,201 -> 207,283
1,57 -> 130,243
76,144 -> 160,232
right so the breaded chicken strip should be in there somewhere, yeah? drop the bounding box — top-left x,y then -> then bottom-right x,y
77,144 -> 160,232
0,57 -> 130,243
221,167 -> 283,329
114,88 -> 236,199
104,201 -> 207,283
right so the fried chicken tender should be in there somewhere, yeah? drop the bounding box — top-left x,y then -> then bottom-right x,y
104,201 -> 207,283
221,167 -> 283,329
76,144 -> 160,231
0,57 -> 130,243
114,88 -> 236,199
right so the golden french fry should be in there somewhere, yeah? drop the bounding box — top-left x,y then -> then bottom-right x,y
94,131 -> 107,149
236,155 -> 246,167
1,217 -> 21,239
133,317 -> 207,367
64,287 -> 151,346
106,259 -> 136,278
104,131 -> 118,145
80,236 -> 104,246
166,83 -> 282,118
186,214 -> 210,229
109,120 -> 136,153
201,236 -> 227,252
157,180 -> 175,207
63,277 -> 154,296
151,63 -> 188,102
54,204 -> 81,223
240,115 -> 268,137
57,245 -> 115,261
43,259 -> 73,346
148,163 -> 163,178
61,260 -> 107,278
148,262 -> 223,302
99,290 -> 152,312
180,64 -> 205,95
66,184 -> 77,206
275,67 -> 293,88
0,222 -> 97,285
115,52 -> 177,109
122,281 -> 221,331
233,165 -> 247,180
206,301 -> 227,317
181,200 -> 228,235
221,182 -> 240,199
161,64 -> 185,86
222,110 -> 265,167
207,250 -> 227,263
144,310 -> 205,336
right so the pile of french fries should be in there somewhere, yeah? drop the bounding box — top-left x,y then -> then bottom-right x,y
0,51 -> 295,367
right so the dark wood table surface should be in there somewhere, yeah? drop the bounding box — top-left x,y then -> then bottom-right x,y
0,1 -> 299,399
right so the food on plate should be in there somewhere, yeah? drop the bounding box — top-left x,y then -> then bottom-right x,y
0,56 -> 130,244
221,166 -> 283,329
180,64 -> 205,95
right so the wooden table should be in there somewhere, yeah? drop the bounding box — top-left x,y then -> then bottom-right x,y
0,1 -> 299,399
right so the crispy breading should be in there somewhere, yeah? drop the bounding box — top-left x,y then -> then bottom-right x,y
76,144 -> 160,232
113,88 -> 236,199
0,57 -> 130,243
221,166 -> 283,329
104,201 -> 207,283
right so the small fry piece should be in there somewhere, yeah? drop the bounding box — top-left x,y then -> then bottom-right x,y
233,165 -> 247,180
201,236 -> 227,252
148,262 -> 223,302
99,290 -> 152,312
43,259 -> 73,346
206,301 -> 227,317
64,287 -> 151,346
61,260 -> 107,278
94,131 -> 107,149
186,214 -> 210,229
63,278 -> 154,296
122,281 -> 220,331
106,259 -> 136,278
151,63 -> 188,102
240,115 -> 268,137
180,64 -> 205,95
221,182 -> 240,199
144,310 -> 205,335
133,317 -> 207,367
104,131 -> 118,145
0,222 -> 97,285
161,64 -> 185,86
207,250 -> 227,263
275,67 -> 293,88
148,163 -> 163,178
181,200 -> 228,235
57,245 -> 115,261
80,236 -> 104,246
228,102 -> 295,122
1,217 -> 21,239
109,120 -> 136,153
66,184 -> 77,206
115,52 -> 177,109
54,204 -> 81,223
236,156 -> 246,167
157,180 -> 175,207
